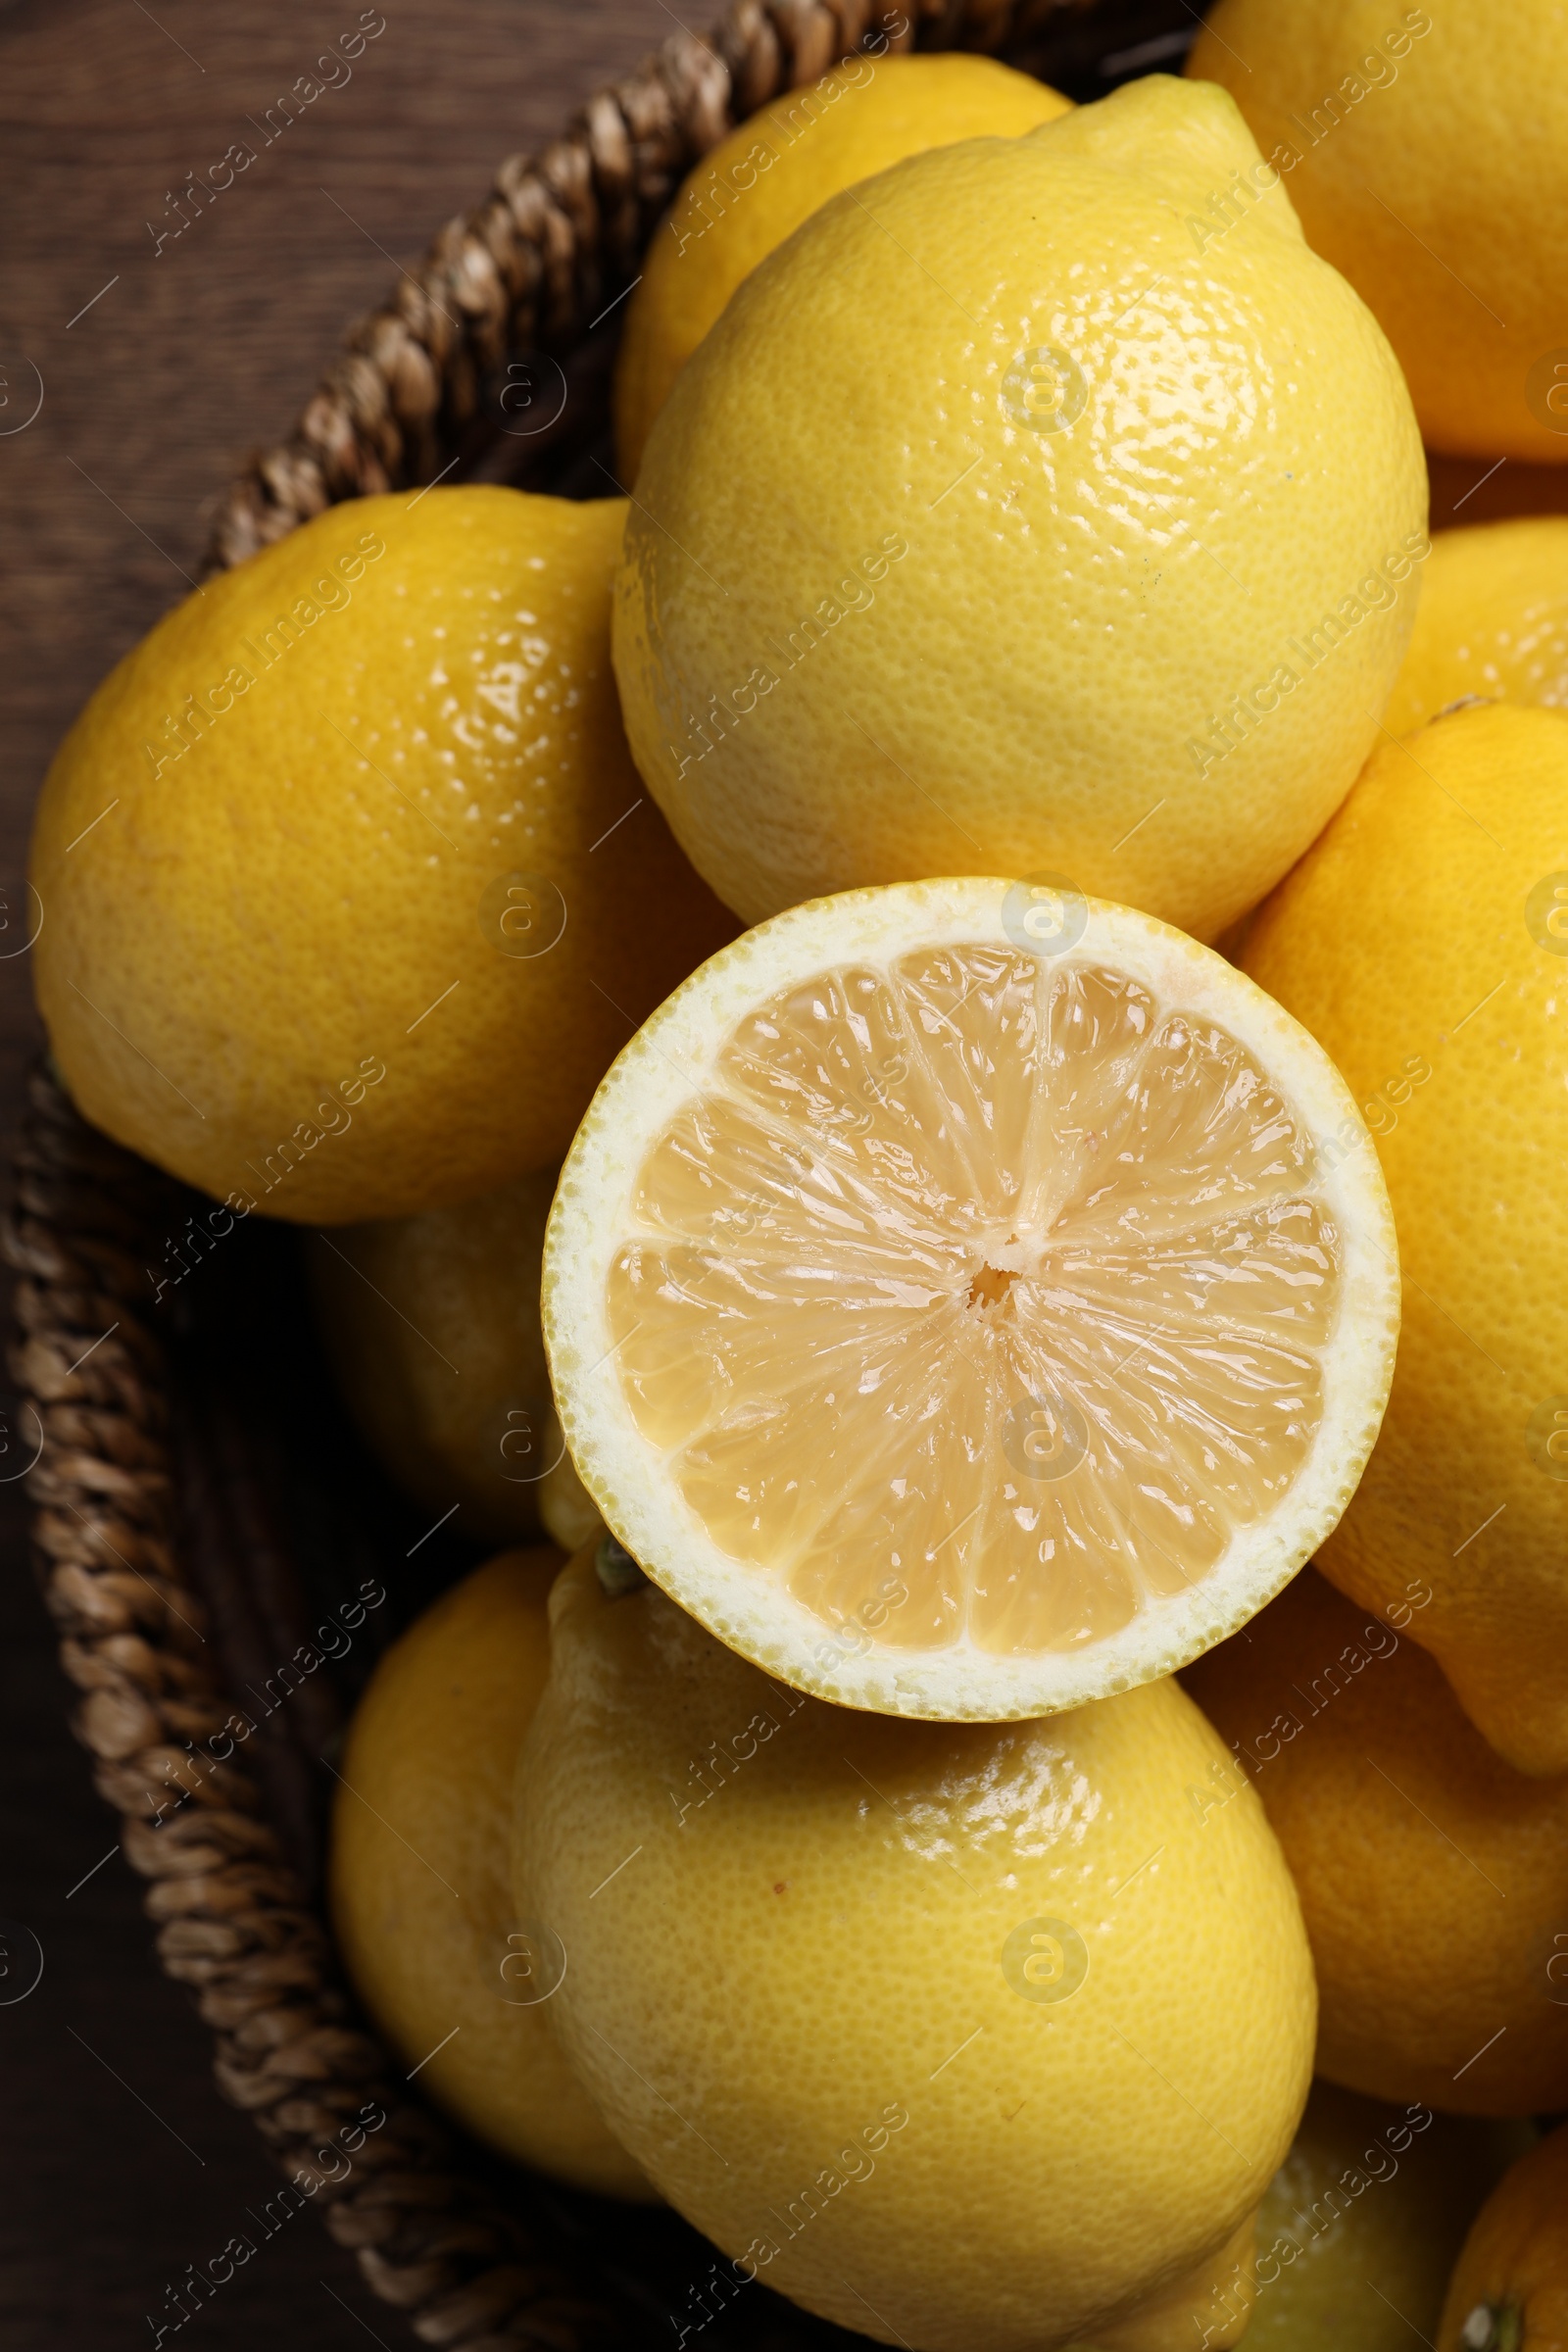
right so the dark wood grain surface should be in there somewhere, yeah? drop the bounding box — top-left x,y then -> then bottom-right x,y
0,4 -> 658,2342
6,4 -> 1568,2343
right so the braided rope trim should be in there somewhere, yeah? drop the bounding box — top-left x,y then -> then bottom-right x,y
5,1065 -> 620,2349
202,0 -> 1087,571
20,0 -> 1092,2340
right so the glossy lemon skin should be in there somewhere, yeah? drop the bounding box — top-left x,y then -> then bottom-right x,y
1383,519 -> 1568,735
31,487 -> 736,1222
514,1550 -> 1315,2351
1186,1569 -> 1568,2116
1190,0 -> 1568,465
613,53 -> 1070,482
612,74 -> 1426,941
309,1167 -> 603,1546
1439,2124 -> 1568,2352
1245,703 -> 1568,1775
309,1168 -> 556,1544
329,1547 -> 653,2197
1244,2081 -> 1531,2350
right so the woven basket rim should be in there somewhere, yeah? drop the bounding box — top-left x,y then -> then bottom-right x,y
12,2 -> 1177,2341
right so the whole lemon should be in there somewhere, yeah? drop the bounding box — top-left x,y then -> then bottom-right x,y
1244,2081 -> 1532,2350
1440,2124 -> 1568,2352
1189,2 -> 1568,465
308,1167 -> 599,1551
1383,518 -> 1568,735
514,1544 -> 1315,2352
1184,1568 -> 1568,2117
1244,702 -> 1568,1775
612,74 -> 1426,941
614,53 -> 1069,481
328,1545 -> 652,2197
30,488 -> 735,1222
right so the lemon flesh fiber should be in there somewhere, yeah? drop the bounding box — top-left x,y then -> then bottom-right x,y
544,878 -> 1399,1722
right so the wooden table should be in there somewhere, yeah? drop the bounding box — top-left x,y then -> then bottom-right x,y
0,5 -> 654,2341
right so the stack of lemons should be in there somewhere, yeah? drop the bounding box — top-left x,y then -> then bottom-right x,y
28,6 -> 1568,2344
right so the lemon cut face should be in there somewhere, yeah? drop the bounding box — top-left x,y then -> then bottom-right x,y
544,880 -> 1398,1719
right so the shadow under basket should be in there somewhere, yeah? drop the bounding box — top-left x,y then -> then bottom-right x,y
11,1 -> 1205,2341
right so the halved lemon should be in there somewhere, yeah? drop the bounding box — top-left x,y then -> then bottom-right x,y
543,879 -> 1398,1719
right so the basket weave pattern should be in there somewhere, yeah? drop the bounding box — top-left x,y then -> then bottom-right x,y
204,0 -> 1085,573
11,0 -> 1096,2338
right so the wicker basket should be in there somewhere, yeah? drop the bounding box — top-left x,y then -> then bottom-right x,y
9,1 -> 1200,2341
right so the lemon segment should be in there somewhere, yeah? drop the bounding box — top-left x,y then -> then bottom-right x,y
544,878 -> 1399,1720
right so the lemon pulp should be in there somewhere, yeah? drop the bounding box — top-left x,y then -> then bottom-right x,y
607,944 -> 1340,1661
